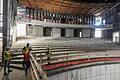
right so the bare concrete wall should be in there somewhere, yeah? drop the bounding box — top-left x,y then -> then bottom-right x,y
33,26 -> 43,36
65,28 -> 74,37
26,25 -> 43,36
49,63 -> 120,80
52,28 -> 61,37
16,23 -> 26,36
82,29 -> 91,38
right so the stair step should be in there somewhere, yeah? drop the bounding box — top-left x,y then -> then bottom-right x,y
12,50 -> 83,60
13,50 -> 82,56
11,48 -> 78,53
11,59 -> 23,64
10,64 -> 24,70
12,46 -> 72,49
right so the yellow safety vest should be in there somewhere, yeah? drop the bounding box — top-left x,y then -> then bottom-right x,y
23,47 -> 29,55
4,50 -> 11,60
46,48 -> 52,57
23,47 -> 30,61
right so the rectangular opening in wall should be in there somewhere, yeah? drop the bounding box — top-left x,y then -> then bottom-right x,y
74,29 -> 81,37
26,24 -> 33,36
43,27 -> 52,36
61,28 -> 65,37
95,28 -> 102,38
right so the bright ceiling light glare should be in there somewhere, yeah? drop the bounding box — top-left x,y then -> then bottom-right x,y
95,16 -> 102,26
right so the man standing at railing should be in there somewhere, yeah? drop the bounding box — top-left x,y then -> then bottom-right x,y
22,43 -> 32,76
45,46 -> 52,65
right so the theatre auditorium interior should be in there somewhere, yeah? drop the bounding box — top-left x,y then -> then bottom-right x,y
1,0 -> 120,80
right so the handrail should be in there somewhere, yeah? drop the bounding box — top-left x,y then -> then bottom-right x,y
41,52 -> 120,65
30,53 -> 48,80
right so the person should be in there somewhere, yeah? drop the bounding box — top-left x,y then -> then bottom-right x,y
22,43 -> 32,76
45,46 -> 52,65
4,46 -> 13,75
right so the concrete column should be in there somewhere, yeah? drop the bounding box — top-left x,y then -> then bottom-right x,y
34,26 -> 39,36
32,26 -> 36,36
38,26 -> 43,36
65,28 -> 74,37
90,29 -> 95,38
82,28 -> 91,38
2,0 -> 17,61
52,28 -> 61,37
2,0 -> 8,62
102,30 -> 107,38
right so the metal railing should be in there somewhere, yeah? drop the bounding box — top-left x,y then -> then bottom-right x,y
30,53 -> 48,80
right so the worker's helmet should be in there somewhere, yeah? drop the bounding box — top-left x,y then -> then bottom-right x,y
5,46 -> 10,50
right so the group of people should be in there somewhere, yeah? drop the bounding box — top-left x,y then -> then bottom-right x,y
3,43 -> 52,76
3,43 -> 32,76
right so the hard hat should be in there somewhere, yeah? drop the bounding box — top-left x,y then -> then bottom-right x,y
6,46 -> 10,49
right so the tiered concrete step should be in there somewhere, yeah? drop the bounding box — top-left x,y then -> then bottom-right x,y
10,46 -> 83,69
10,38 -> 120,70
10,45 -> 120,70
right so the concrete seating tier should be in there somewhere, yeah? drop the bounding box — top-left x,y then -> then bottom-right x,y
9,38 -> 120,75
10,46 -> 83,69
10,44 -> 120,69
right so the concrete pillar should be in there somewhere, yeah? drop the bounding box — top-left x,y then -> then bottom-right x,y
65,28 -> 74,37
82,28 -> 91,38
38,26 -> 43,36
34,26 -> 39,36
32,26 -> 36,36
102,30 -> 107,38
90,29 -> 95,38
52,28 -> 61,37
2,0 -> 17,61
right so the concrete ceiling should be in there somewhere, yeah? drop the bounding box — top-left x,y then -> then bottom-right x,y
18,0 -> 115,16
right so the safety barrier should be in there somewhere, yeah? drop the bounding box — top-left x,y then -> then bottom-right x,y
42,53 -> 120,76
42,52 -> 120,70
30,53 -> 48,80
40,51 -> 120,65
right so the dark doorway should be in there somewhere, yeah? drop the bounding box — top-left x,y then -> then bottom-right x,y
61,28 -> 65,37
43,27 -> 52,36
74,29 -> 82,37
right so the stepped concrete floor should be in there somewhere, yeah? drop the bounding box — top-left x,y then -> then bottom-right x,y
0,67 -> 31,80
13,37 -> 120,51
1,37 -> 120,80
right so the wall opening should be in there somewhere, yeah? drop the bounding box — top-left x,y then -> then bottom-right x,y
61,28 -> 65,37
95,28 -> 102,38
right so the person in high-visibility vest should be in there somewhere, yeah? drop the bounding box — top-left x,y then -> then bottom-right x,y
45,47 -> 52,65
4,47 -> 13,75
22,43 -> 32,76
